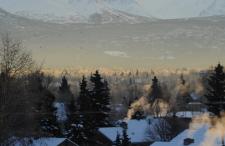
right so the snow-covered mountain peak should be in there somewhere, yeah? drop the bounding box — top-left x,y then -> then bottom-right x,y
0,0 -> 225,23
200,0 -> 225,16
0,0 -> 153,24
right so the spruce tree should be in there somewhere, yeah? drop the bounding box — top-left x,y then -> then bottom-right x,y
58,76 -> 74,135
180,74 -> 186,85
59,76 -> 75,126
205,63 -> 225,116
149,76 -> 162,102
78,76 -> 93,134
121,128 -> 131,146
115,132 -> 122,146
90,70 -> 111,127
59,76 -> 74,102
79,76 -> 91,112
69,76 -> 92,144
59,76 -> 70,93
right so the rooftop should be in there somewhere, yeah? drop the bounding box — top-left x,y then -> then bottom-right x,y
151,124 -> 224,146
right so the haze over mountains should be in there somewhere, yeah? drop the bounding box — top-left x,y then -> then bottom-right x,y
0,0 -> 225,69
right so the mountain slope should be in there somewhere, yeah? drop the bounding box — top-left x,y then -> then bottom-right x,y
200,0 -> 225,16
0,0 -> 153,24
1,0 -> 225,23
137,0 -> 214,19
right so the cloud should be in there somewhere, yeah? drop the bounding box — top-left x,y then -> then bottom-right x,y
159,51 -> 176,60
104,51 -> 130,58
159,55 -> 175,60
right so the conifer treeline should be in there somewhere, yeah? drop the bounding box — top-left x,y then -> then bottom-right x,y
67,70 -> 111,145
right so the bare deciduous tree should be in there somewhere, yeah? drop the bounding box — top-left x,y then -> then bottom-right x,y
146,118 -> 172,142
0,34 -> 34,78
0,34 -> 35,143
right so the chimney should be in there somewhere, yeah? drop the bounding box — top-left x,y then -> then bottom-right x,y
183,138 -> 194,145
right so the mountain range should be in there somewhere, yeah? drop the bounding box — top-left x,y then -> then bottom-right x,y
0,0 -> 225,24
0,1 -> 225,69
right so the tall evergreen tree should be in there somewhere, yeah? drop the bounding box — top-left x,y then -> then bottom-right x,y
58,76 -> 74,128
78,76 -> 93,135
149,76 -> 162,102
68,76 -> 92,144
79,76 -> 94,133
59,76 -> 74,102
59,76 -> 70,93
79,76 -> 91,112
114,132 -> 122,146
90,70 -> 111,127
121,127 -> 131,146
205,63 -> 225,116
27,72 -> 60,136
180,74 -> 186,85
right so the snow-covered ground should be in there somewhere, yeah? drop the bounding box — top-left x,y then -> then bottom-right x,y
8,137 -> 67,146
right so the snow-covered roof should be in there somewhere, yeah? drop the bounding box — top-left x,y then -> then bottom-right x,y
10,138 -> 68,146
175,111 -> 203,118
167,111 -> 209,118
99,118 -> 160,143
151,124 -> 224,146
99,127 -> 123,142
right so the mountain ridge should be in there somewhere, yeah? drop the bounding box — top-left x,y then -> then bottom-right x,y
0,0 -> 154,24
1,0 -> 225,24
4,0 -> 225,23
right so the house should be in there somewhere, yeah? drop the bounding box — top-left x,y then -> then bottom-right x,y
187,102 -> 206,112
167,111 -> 214,119
98,117 -> 189,146
151,124 -> 225,146
98,118 -> 157,146
8,137 -> 79,146
186,93 -> 207,112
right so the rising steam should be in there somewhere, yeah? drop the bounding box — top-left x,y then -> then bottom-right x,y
188,113 -> 225,146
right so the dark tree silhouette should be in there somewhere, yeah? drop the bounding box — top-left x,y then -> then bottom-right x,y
114,132 -> 122,146
79,76 -> 91,112
0,35 -> 34,142
180,74 -> 186,85
58,75 -> 74,131
131,110 -> 145,120
59,76 -> 71,94
90,70 -> 111,127
205,63 -> 225,116
149,76 -> 162,102
73,76 -> 93,141
28,72 -> 60,136
121,127 -> 131,146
